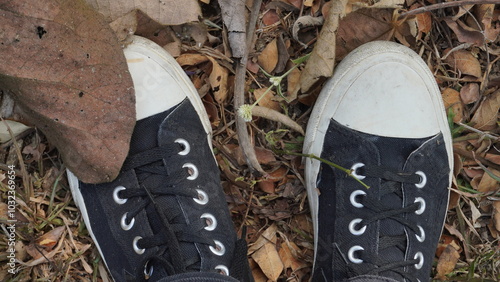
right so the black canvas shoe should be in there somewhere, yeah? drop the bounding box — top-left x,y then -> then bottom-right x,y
67,36 -> 252,282
303,41 -> 453,282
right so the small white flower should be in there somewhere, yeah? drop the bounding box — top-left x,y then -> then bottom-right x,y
269,76 -> 281,87
238,104 -> 253,122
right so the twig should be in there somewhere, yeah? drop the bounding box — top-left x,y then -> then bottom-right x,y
276,150 -> 370,189
234,0 -> 265,174
399,0 -> 500,18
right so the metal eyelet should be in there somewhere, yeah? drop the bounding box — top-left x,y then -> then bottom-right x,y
113,186 -> 127,205
209,240 -> 226,256
144,260 -> 154,278
415,225 -> 425,243
193,189 -> 209,205
414,197 -> 426,215
415,171 -> 427,188
182,163 -> 199,180
351,163 -> 366,180
200,213 -> 217,231
348,218 -> 367,236
133,236 -> 145,255
215,265 -> 229,276
120,213 -> 135,231
175,138 -> 190,155
350,190 -> 367,208
414,252 -> 424,269
348,245 -> 364,264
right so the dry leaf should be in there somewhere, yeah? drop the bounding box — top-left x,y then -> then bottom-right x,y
252,106 -> 305,135
0,0 -> 135,183
254,88 -> 281,112
460,83 -> 480,104
279,241 -> 303,271
258,38 -> 279,74
441,88 -> 464,123
251,242 -> 284,281
335,8 -> 397,60
248,224 -> 278,254
207,57 -> 229,103
476,4 -> 500,42
470,90 -> 500,130
286,66 -> 301,101
445,18 -> 484,46
411,4 -> 432,33
493,201 -> 500,232
435,244 -> 461,280
263,9 -> 281,26
444,49 -> 482,79
84,0 -> 201,25
36,226 -> 65,250
476,168 -> 500,194
299,0 -> 348,92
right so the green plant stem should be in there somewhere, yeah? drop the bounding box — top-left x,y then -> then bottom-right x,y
276,150 -> 370,189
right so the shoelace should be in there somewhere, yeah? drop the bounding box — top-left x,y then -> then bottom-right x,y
348,165 -> 424,282
118,143 -> 215,276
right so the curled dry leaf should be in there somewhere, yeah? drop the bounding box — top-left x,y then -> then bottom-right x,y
84,0 -> 200,25
263,9 -> 281,26
476,4 -> 500,43
435,244 -> 461,280
410,3 -> 432,34
444,18 -> 484,46
460,83 -> 480,104
0,0 -> 135,183
441,88 -> 464,123
470,89 -> 500,130
299,0 -> 348,92
252,106 -> 305,135
444,49 -> 482,79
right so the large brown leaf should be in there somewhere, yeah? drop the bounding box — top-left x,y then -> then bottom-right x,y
0,0 -> 135,183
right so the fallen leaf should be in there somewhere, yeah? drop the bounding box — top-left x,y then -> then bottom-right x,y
335,8 -> 398,60
493,201 -> 500,232
279,241 -> 304,271
0,0 -> 135,183
286,65 -> 301,101
258,179 -> 275,194
248,224 -> 278,254
460,83 -> 480,104
444,49 -> 482,79
84,0 -> 201,25
252,106 -> 305,135
251,242 -> 284,281
441,88 -> 464,123
444,18 -> 484,46
476,168 -> 500,194
476,4 -> 500,42
292,15 -> 324,48
258,38 -> 279,74
263,9 -> 281,26
207,57 -> 229,103
470,89 -> 500,130
435,244 -> 461,280
299,0 -> 348,92
411,3 -> 432,33
254,88 -> 281,112
303,0 -> 314,7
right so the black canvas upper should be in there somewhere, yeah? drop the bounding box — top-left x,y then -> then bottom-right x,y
312,119 -> 450,282
76,98 -> 252,282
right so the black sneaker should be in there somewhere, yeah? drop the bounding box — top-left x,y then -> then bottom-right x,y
68,36 -> 252,282
303,41 -> 453,282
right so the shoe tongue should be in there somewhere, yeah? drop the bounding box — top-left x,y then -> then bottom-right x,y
129,107 -> 203,276
368,136 -> 427,279
129,111 -> 170,155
